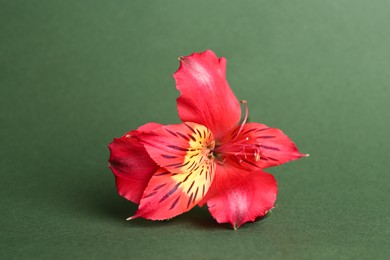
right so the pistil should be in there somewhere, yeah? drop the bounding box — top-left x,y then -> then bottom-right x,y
232,100 -> 249,142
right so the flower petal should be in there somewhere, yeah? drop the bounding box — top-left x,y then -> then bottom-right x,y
131,164 -> 216,220
134,122 -> 163,134
218,122 -> 307,170
108,123 -> 161,204
139,122 -> 215,175
200,161 -> 277,229
174,50 -> 241,139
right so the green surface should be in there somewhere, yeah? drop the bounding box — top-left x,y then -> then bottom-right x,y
1,0 -> 390,259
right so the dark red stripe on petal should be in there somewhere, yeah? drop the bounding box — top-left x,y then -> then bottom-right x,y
176,132 -> 190,141
256,127 -> 271,132
165,161 -> 190,168
159,182 -> 182,203
243,128 -> 257,135
183,171 -> 193,183
257,135 -> 275,139
155,171 -> 171,176
187,180 -> 195,193
181,161 -> 190,168
161,154 -> 178,159
242,159 -> 260,167
166,129 -> 179,137
260,145 -> 280,151
169,196 -> 181,210
167,145 -> 188,151
198,157 -> 203,164
166,162 -> 183,168
193,187 -> 199,203
266,157 -> 279,161
189,154 -> 197,159
184,123 -> 197,135
231,127 -> 239,136
153,183 -> 167,191
188,161 -> 196,171
187,193 -> 193,209
188,134 -> 196,142
202,184 -> 205,197
144,191 -> 158,199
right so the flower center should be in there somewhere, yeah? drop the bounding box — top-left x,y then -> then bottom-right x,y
214,140 -> 261,164
184,124 -> 215,166
213,100 -> 261,164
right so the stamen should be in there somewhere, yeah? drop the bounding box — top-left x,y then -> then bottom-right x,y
254,151 -> 260,162
214,100 -> 262,165
232,100 -> 249,142
215,142 -> 261,165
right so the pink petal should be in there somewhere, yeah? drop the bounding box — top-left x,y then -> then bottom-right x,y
174,50 -> 241,140
139,122 -> 215,175
131,165 -> 215,220
108,123 -> 161,204
218,122 -> 307,170
200,161 -> 277,229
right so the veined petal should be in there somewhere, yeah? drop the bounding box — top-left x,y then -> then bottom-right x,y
200,161 -> 277,229
139,122 -> 215,175
174,50 -> 241,140
218,122 -> 307,170
108,123 -> 161,204
131,164 -> 216,220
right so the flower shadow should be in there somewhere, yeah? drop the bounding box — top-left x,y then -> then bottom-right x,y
127,206 -> 224,230
79,169 -> 270,231
77,171 -> 221,229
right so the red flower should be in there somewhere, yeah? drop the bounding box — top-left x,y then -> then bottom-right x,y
108,50 -> 308,229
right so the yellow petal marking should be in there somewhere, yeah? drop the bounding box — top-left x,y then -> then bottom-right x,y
170,123 -> 216,207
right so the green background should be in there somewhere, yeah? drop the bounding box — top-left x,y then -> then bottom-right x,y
1,0 -> 389,259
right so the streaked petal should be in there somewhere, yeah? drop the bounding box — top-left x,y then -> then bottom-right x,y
200,161 -> 277,229
139,122 -> 215,174
108,123 -> 161,204
218,122 -> 307,170
131,164 -> 216,220
174,50 -> 241,139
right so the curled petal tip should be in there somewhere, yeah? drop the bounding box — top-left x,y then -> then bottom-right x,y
305,154 -> 310,157
233,223 -> 239,230
126,216 -> 133,221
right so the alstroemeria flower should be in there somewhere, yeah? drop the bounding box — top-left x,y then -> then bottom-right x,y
108,50 -> 307,229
